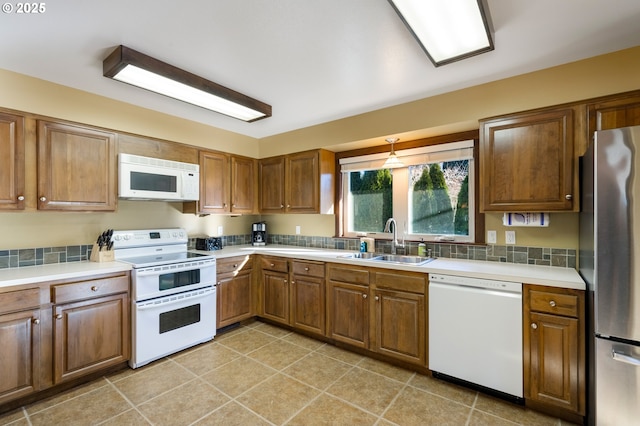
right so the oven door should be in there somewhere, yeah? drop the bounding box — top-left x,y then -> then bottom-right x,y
130,286 -> 216,368
133,260 -> 216,301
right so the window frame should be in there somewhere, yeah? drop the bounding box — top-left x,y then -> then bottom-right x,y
334,132 -> 483,244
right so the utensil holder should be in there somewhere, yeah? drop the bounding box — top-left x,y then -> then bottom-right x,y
90,243 -> 115,262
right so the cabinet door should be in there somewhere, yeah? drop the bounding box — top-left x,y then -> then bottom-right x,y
53,293 -> 129,384
231,156 -> 256,214
286,151 -> 319,213
526,312 -> 580,412
588,92 -> 640,135
327,280 -> 369,348
217,271 -> 253,329
373,289 -> 425,366
200,151 -> 230,213
37,120 -> 116,211
0,112 -> 25,211
0,309 -> 40,404
291,274 -> 325,335
261,270 -> 289,325
259,156 -> 285,213
480,109 -> 574,211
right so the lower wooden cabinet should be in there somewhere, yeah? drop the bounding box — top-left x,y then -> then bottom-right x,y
327,280 -> 370,348
0,307 -> 41,404
261,263 -> 290,325
0,272 -> 130,406
524,284 -> 585,417
216,255 -> 254,329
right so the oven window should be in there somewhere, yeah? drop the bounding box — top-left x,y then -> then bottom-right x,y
159,269 -> 201,291
159,304 -> 201,333
130,171 -> 177,192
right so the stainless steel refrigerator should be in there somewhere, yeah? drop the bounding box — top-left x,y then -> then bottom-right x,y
580,125 -> 640,426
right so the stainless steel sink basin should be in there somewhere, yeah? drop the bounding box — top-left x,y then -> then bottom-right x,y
337,252 -> 434,265
375,254 -> 434,265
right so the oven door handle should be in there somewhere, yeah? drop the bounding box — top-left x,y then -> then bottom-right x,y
136,288 -> 215,310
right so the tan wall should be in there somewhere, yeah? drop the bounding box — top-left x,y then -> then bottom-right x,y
1,46 -> 639,250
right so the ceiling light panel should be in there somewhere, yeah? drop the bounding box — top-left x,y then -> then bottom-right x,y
388,0 -> 494,66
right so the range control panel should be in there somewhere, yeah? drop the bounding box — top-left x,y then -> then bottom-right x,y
111,228 -> 188,249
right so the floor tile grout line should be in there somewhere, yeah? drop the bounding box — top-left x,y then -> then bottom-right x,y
19,377 -> 111,417
101,376 -> 154,425
376,373 -> 414,424
464,392 -> 479,426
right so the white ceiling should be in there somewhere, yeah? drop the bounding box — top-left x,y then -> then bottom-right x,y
2,0 -> 640,140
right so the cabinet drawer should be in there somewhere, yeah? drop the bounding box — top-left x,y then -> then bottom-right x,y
292,260 -> 325,278
260,256 -> 288,273
217,255 -> 252,276
0,288 -> 40,315
529,289 -> 579,317
52,274 -> 129,304
327,264 -> 369,285
373,271 -> 426,294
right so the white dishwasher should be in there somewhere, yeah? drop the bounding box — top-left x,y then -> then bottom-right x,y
428,273 -> 523,401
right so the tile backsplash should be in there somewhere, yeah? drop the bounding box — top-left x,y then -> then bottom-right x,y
0,234 -> 576,270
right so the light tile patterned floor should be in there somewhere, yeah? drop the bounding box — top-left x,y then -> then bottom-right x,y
0,321 -> 578,426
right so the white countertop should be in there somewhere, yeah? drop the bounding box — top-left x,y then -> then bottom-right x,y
0,245 -> 585,291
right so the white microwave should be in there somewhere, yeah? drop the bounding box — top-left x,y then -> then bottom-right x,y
119,153 -> 200,201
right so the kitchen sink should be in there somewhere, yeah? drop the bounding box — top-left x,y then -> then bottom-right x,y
338,252 -> 434,265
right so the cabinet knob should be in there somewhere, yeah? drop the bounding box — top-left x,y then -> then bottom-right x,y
304,267 -> 309,271
32,318 -> 40,325
39,196 -> 47,202
284,280 -> 288,284
531,323 -> 538,329
232,204 -> 236,208
362,294 -> 367,299
549,300 -> 556,307
270,263 -> 275,267
565,194 -> 572,200
287,204 -> 291,208
91,286 -> 98,292
223,203 -> 227,207
233,264 -> 238,268
280,204 -> 284,209
56,314 -> 63,320
216,281 -> 221,286
17,195 -> 25,201
375,296 -> 379,301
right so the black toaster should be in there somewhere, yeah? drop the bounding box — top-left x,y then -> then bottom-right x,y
195,237 -> 223,251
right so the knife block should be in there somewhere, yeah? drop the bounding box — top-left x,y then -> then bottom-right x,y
90,243 -> 115,262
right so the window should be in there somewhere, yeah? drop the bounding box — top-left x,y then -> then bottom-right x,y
340,140 -> 475,243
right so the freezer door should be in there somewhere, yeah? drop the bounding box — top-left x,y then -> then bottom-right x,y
596,338 -> 640,426
594,126 -> 640,342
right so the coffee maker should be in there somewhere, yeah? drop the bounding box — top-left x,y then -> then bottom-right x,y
251,222 -> 267,246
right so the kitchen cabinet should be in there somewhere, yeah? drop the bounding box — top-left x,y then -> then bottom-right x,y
185,150 -> 257,215
216,255 -> 254,329
0,111 -> 25,211
480,108 -> 576,212
259,149 -> 335,214
0,288 -> 41,405
326,263 -> 370,349
51,273 -> 130,384
371,271 -> 426,366
259,256 -> 290,325
290,260 -> 325,335
523,284 -> 585,418
37,120 -> 117,211
587,90 -> 640,137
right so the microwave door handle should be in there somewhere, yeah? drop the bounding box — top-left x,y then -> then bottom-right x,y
612,350 -> 640,366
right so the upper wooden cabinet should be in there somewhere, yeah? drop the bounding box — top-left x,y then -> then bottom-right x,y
259,149 -> 335,214
0,112 -> 25,211
186,150 -> 257,214
37,120 -> 117,211
587,90 -> 640,136
480,108 -> 575,212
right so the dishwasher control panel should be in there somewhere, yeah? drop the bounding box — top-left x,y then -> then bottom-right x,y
429,273 -> 521,293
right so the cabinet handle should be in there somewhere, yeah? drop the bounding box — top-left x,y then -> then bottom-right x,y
549,300 -> 556,307
565,194 -> 572,200
91,286 -> 98,292
56,314 -> 63,320
362,294 -> 367,299
17,195 -> 25,201
32,318 -> 40,325
39,196 -> 47,202
531,323 -> 538,329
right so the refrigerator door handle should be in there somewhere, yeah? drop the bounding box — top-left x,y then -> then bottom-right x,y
612,350 -> 640,366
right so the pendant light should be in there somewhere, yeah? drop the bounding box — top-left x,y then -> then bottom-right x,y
383,138 -> 404,168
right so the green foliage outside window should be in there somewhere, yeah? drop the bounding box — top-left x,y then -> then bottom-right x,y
350,169 -> 392,232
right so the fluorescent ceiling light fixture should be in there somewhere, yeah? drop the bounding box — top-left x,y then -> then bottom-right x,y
383,138 -> 404,168
103,45 -> 271,122
388,0 -> 494,66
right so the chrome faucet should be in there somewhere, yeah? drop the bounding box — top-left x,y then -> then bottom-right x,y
383,217 -> 405,254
